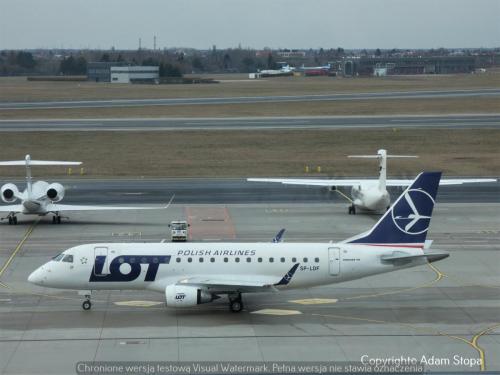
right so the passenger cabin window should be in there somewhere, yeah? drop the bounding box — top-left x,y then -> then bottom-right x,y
62,254 -> 74,263
280,257 -> 285,263
258,257 -> 262,263
314,257 -> 320,263
303,257 -> 308,263
246,257 -> 251,263
199,258 -> 203,263
176,258 -> 181,263
187,257 -> 192,263
235,257 -> 240,263
292,257 -> 297,262
269,257 -> 274,263
224,257 -> 228,263
210,257 -> 215,263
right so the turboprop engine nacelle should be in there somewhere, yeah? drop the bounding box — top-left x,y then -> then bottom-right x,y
1,183 -> 19,203
46,183 -> 65,202
165,284 -> 215,307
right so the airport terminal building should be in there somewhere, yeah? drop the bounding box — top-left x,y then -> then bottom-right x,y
87,62 -> 159,83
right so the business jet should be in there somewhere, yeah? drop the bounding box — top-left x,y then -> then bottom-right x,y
0,155 -> 165,224
28,172 -> 449,313
248,149 -> 496,215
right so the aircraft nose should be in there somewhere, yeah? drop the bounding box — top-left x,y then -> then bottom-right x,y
28,267 -> 45,285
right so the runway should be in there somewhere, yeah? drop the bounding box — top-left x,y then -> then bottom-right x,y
0,204 -> 499,373
2,178 -> 499,205
1,114 -> 500,131
1,89 -> 500,110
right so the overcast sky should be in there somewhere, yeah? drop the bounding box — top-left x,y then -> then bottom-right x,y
1,0 -> 499,50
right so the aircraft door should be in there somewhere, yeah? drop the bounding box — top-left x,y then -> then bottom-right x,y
328,247 -> 340,276
93,247 -> 110,276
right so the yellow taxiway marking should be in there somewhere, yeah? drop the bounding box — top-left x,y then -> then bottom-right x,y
115,300 -> 164,307
289,298 -> 338,305
0,220 -> 38,280
314,312 -> 500,372
251,309 -> 302,316
343,262 -> 445,301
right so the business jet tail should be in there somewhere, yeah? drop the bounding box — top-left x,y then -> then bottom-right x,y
342,171 -> 441,247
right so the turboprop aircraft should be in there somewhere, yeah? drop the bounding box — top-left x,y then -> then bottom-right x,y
28,172 -> 449,313
0,155 -> 165,224
248,149 -> 496,214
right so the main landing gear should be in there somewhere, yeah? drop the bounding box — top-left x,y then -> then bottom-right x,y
52,213 -> 62,224
348,205 -> 356,215
7,214 -> 18,225
229,293 -> 243,313
79,291 -> 92,310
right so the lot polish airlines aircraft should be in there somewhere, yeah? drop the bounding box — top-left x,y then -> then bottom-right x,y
29,172 -> 449,313
248,149 -> 496,215
0,155 -> 164,224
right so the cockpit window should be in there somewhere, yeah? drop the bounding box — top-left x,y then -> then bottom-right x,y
52,254 -> 65,262
62,254 -> 74,263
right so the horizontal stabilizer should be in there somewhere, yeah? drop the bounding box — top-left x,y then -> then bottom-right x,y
381,250 -> 449,263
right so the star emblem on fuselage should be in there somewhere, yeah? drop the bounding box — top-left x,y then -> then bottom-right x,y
80,257 -> 88,265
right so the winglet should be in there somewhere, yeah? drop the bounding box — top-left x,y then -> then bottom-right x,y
275,263 -> 300,286
272,228 -> 285,243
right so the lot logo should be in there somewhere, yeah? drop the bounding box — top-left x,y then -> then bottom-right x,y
175,293 -> 186,300
89,255 -> 170,282
391,189 -> 434,235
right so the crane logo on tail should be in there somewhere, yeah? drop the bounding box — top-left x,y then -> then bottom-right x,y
391,189 -> 434,235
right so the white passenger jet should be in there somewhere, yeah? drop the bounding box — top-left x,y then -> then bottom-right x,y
248,149 -> 496,214
29,172 -> 449,313
0,155 -> 164,224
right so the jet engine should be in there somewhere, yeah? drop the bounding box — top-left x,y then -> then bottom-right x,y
46,183 -> 65,202
165,284 -> 216,307
1,183 -> 19,203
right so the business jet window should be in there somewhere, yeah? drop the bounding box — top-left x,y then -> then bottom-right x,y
199,258 -> 204,263
280,257 -> 285,262
292,257 -> 297,262
269,257 -> 274,263
52,254 -> 65,261
187,257 -> 192,263
246,257 -> 251,262
303,257 -> 308,263
176,257 -> 181,263
235,257 -> 240,263
62,255 -> 74,263
314,257 -> 320,263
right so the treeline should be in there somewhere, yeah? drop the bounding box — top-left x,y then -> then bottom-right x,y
2,48 -> 500,77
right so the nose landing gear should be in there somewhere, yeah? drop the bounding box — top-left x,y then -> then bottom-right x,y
79,291 -> 92,310
52,213 -> 62,224
348,205 -> 356,215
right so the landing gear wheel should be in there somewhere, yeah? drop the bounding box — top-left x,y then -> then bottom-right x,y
82,300 -> 91,310
57,216 -> 61,224
13,216 -> 17,224
52,216 -> 56,224
229,299 -> 243,313
8,217 -> 13,225
229,293 -> 243,312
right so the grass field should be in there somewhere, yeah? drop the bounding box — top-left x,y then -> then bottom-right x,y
1,97 -> 499,119
1,73 -> 500,102
0,129 -> 497,178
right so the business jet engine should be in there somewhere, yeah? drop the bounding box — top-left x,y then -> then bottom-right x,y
1,183 -> 19,203
46,183 -> 65,202
165,284 -> 216,307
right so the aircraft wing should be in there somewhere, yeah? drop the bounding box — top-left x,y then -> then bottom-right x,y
247,178 -> 371,187
45,203 -> 168,212
386,178 -> 497,186
179,264 -> 300,293
249,177 -> 496,187
0,204 -> 24,213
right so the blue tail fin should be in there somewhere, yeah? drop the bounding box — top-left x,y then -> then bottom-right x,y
344,172 -> 441,247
